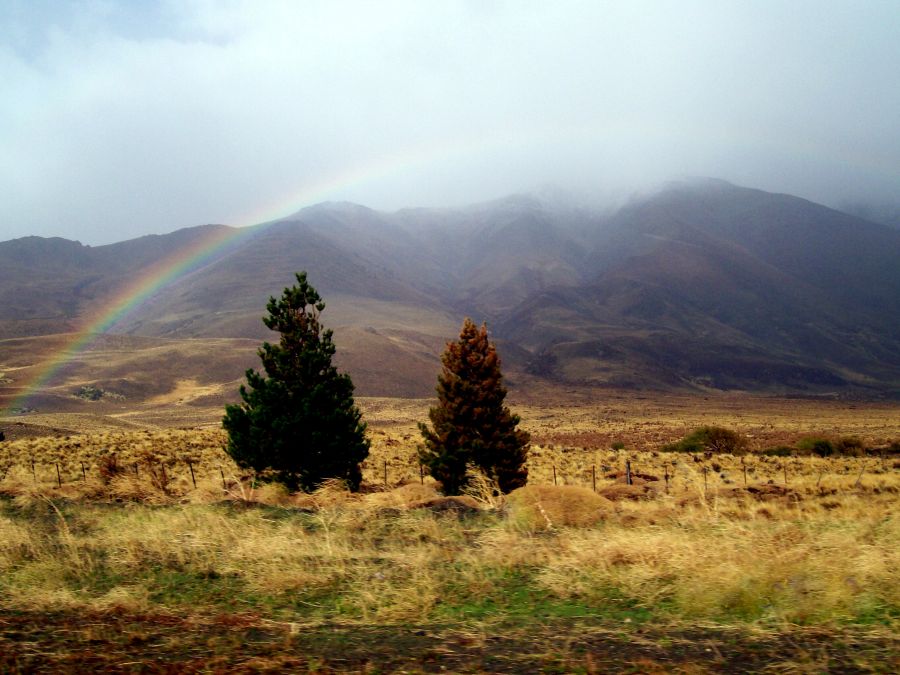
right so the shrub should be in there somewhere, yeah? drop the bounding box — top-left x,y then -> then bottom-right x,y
661,426 -> 748,455
836,436 -> 866,457
797,437 -> 836,457
75,385 -> 104,401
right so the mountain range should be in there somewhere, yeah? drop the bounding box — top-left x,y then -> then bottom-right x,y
2,178 -> 899,408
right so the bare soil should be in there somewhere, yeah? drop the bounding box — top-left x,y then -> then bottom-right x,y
2,610 -> 897,673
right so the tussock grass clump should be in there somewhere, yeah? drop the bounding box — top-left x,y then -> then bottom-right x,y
505,485 -> 613,530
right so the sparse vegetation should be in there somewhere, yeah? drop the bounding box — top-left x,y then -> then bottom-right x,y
223,272 -> 369,492
73,384 -> 123,401
419,318 -> 530,495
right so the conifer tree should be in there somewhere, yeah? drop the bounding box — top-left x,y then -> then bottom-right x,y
223,272 -> 369,491
419,318 -> 530,495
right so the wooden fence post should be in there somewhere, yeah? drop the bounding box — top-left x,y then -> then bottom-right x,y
384,460 -> 388,488
553,465 -> 557,486
187,460 -> 197,488
626,460 -> 632,486
591,465 -> 596,493
81,462 -> 86,481
56,463 -> 62,488
664,464 -> 669,493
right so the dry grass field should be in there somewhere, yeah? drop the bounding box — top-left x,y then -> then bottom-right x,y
1,390 -> 899,671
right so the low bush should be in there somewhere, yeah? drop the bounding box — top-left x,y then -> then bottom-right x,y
797,437 -> 836,457
75,385 -> 105,401
661,426 -> 748,455
836,436 -> 866,456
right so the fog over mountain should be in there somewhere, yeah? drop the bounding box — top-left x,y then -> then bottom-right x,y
1,2 -> 898,244
2,181 -> 899,401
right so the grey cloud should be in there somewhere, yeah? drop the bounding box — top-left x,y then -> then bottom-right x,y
1,0 -> 898,244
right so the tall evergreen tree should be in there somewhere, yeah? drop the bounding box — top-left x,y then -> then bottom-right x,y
223,272 -> 369,491
419,318 -> 530,495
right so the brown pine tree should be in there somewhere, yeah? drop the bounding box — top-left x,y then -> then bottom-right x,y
419,318 -> 530,495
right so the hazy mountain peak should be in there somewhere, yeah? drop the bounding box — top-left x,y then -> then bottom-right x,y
273,200 -> 379,224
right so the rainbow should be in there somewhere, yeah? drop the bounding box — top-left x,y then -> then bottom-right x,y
1,223 -> 265,415
1,131 -> 504,415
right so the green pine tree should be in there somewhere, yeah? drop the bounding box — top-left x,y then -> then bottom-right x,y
419,318 -> 530,495
223,272 -> 369,491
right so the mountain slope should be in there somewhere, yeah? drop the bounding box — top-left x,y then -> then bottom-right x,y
500,180 -> 900,392
2,180 -> 899,403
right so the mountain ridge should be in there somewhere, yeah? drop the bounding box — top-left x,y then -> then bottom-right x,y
2,179 -> 899,406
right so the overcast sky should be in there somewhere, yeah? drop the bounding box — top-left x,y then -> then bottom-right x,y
1,0 -> 898,244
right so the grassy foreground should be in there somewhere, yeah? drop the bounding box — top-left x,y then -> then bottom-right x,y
1,466 -> 899,671
1,397 -> 899,672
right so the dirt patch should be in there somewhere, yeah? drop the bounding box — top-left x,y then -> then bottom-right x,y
145,379 -> 226,406
0,610 -> 896,673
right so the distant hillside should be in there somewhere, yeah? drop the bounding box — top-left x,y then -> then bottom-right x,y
501,180 -> 900,392
837,201 -> 900,230
2,179 -> 899,404
0,226 -> 234,338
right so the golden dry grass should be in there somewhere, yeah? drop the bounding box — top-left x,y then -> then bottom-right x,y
0,392 -> 898,634
0,477 -> 897,627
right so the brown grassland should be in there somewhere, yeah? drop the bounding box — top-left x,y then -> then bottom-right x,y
1,390 -> 899,672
